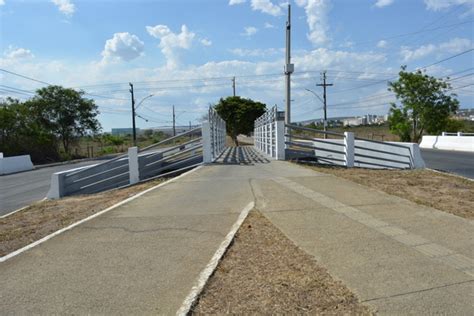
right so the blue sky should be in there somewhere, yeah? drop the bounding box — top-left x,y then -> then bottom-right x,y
1,0 -> 473,132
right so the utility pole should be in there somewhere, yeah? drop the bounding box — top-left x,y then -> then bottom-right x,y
129,83 -> 137,146
232,76 -> 236,97
172,105 -> 176,136
189,121 -> 191,131
316,71 -> 333,139
284,4 -> 294,127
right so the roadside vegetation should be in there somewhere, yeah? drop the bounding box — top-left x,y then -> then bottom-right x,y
298,164 -> 474,220
0,86 -> 175,164
193,210 -> 372,315
0,86 -> 100,164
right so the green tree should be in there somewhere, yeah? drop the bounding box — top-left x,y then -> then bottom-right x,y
388,66 -> 459,142
214,96 -> 266,145
26,85 -> 101,154
0,98 -> 59,162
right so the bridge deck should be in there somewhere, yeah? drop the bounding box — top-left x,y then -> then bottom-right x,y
1,146 -> 472,314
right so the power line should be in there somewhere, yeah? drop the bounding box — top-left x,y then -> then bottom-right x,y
351,20 -> 473,46
0,68 -> 129,101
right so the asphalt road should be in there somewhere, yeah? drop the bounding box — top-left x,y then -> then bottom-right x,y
420,149 -> 474,179
0,161 -> 97,216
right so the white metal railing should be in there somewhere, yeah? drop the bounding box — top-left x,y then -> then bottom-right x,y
48,128 -> 203,199
442,132 -> 474,136
254,106 -> 285,160
285,124 -> 425,169
203,107 -> 226,162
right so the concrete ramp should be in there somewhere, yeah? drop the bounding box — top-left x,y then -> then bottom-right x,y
1,151 -> 472,314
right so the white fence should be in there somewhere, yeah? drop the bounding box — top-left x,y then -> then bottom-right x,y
48,110 -> 227,199
285,124 -> 424,169
254,106 -> 285,160
203,107 -> 227,163
253,108 -> 424,170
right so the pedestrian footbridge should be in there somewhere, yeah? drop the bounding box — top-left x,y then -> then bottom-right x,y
47,106 -> 425,199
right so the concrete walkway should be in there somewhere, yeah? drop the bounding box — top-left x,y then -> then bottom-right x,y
1,146 -> 473,314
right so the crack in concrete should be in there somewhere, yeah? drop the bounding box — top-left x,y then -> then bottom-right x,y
82,225 -> 225,237
361,279 -> 474,303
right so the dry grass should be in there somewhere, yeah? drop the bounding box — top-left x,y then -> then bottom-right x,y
0,179 -> 165,257
301,164 -> 474,220
193,210 -> 372,315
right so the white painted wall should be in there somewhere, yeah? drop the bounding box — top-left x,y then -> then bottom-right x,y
0,154 -> 34,175
311,139 -> 425,169
420,135 -> 474,152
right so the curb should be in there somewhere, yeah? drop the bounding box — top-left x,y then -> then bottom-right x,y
0,165 -> 203,263
176,201 -> 254,316
426,168 -> 474,182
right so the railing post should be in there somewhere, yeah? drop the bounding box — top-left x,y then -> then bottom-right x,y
202,122 -> 212,163
442,132 -> 447,136
344,132 -> 354,168
128,146 -> 139,184
269,120 -> 273,157
275,119 -> 286,160
457,132 -> 463,136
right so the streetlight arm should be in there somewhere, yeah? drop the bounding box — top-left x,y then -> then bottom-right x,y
135,94 -> 154,110
305,88 -> 324,104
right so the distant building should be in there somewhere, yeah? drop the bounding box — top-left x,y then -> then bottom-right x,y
343,114 -> 387,127
454,109 -> 474,121
343,117 -> 366,126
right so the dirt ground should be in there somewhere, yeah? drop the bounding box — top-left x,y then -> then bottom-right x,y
193,211 -> 372,315
300,164 -> 474,220
0,179 -> 165,257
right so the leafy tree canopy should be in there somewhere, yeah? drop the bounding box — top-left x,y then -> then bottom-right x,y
214,96 -> 266,145
25,85 -> 101,154
388,66 -> 459,142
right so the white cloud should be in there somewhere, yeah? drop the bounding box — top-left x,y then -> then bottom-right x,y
377,40 -> 388,48
101,32 -> 144,63
250,0 -> 282,16
4,46 -> 34,59
242,26 -> 258,36
146,24 -> 196,69
424,0 -> 474,11
374,0 -> 394,8
296,0 -> 331,46
400,37 -> 473,62
229,0 -> 246,4
51,0 -> 75,17
229,47 -> 283,57
0,0 -> 5,6
264,22 -> 275,28
400,44 -> 436,62
201,38 -> 212,46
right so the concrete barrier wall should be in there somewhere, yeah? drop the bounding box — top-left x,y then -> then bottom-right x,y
0,154 -> 34,175
420,135 -> 474,152
311,139 -> 425,169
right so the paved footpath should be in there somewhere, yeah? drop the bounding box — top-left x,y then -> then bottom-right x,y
1,147 -> 473,314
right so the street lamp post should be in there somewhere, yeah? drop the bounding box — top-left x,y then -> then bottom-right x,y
130,92 -> 153,146
304,88 -> 325,132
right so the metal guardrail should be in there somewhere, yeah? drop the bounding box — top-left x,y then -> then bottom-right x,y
208,107 -> 226,161
285,124 -> 415,169
254,106 -> 285,160
442,132 -> 474,136
49,107 -> 227,198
